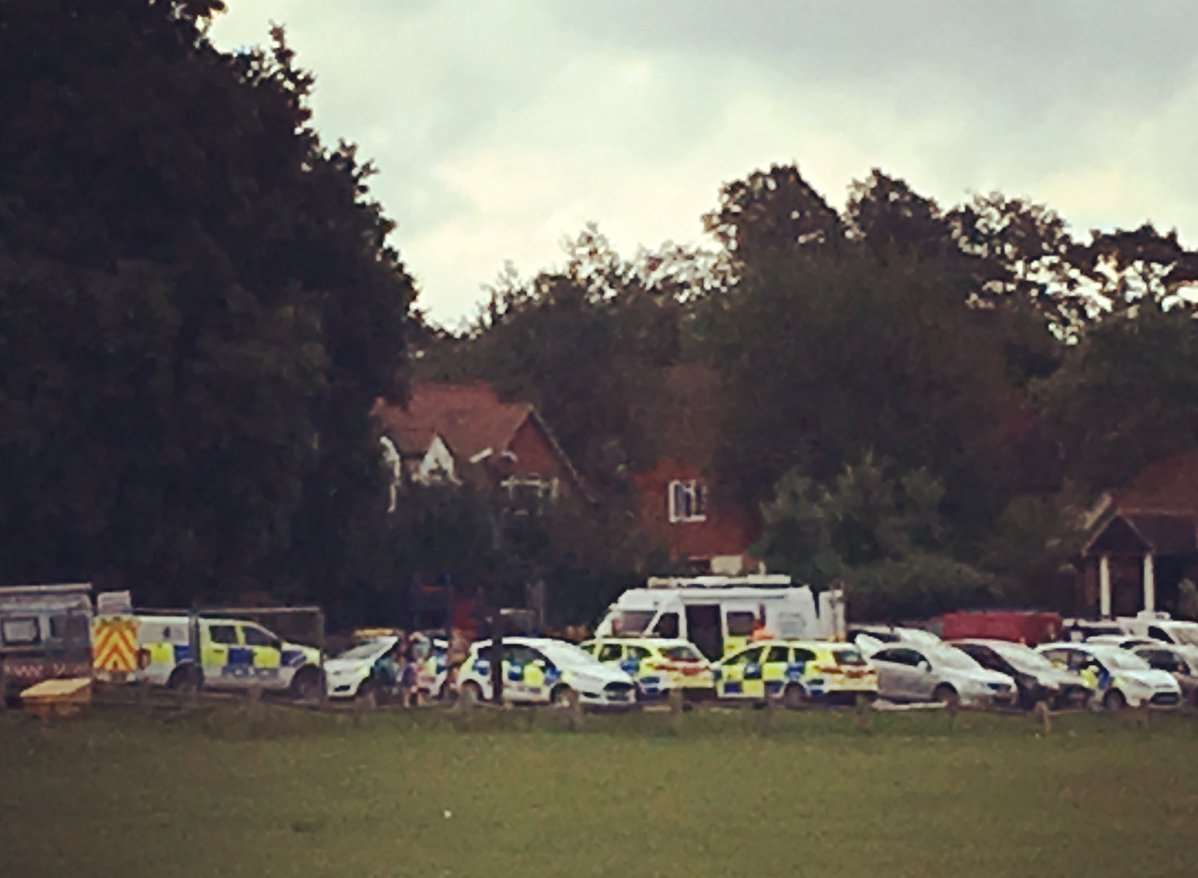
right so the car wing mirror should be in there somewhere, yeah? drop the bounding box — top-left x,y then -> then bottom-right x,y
917,660 -> 931,672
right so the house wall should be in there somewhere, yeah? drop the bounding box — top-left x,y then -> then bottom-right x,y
416,434 -> 457,484
632,458 -> 755,567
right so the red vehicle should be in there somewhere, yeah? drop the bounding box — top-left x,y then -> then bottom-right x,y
939,610 -> 1062,646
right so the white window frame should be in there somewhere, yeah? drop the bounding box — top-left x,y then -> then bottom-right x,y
668,479 -> 708,523
501,476 -> 560,516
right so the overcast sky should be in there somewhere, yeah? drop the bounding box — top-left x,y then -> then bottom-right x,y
210,1 -> 1198,326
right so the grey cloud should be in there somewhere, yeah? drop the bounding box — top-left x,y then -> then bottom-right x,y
213,1 -> 1198,321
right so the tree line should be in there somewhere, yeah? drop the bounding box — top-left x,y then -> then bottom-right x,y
4,1 -> 1197,624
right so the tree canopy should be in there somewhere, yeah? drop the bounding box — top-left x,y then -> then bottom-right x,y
0,0 -> 413,606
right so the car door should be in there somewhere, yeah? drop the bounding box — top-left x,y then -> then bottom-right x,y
619,645 -> 646,680
503,644 -> 533,703
717,646 -> 759,699
872,648 -> 917,700
469,645 -> 495,700
241,623 -> 285,688
740,646 -> 767,700
761,645 -> 791,698
624,644 -> 654,688
907,648 -> 938,700
521,646 -> 553,702
788,647 -> 817,692
202,622 -> 240,688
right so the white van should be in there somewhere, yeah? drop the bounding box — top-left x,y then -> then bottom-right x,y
594,575 -> 845,661
1117,612 -> 1198,660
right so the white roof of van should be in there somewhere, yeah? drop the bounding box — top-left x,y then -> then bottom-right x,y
646,575 -> 792,588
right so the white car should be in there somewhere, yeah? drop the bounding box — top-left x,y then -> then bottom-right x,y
457,637 -> 637,708
324,636 -> 398,700
1037,642 -> 1182,710
869,643 -> 1017,708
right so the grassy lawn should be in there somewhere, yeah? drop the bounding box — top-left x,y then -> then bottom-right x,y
1,702 -> 1196,878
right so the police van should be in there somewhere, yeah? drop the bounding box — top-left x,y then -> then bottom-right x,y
594,575 -> 846,661
136,615 -> 323,699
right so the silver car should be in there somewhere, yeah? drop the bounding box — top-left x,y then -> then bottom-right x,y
870,643 -> 1018,708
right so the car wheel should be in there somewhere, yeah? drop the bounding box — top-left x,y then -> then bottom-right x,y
932,684 -> 960,709
438,680 -> 458,703
290,667 -> 322,701
782,684 -> 808,710
550,685 -> 577,708
1103,689 -> 1128,712
167,665 -> 201,692
460,681 -> 483,705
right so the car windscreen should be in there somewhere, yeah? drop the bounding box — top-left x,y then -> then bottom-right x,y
833,648 -> 867,666
613,610 -> 655,635
335,640 -> 392,661
1102,650 -> 1151,671
992,644 -> 1054,672
930,648 -> 982,671
544,642 -> 598,666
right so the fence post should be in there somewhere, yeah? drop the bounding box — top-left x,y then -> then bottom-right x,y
316,609 -> 327,710
1034,700 -> 1052,736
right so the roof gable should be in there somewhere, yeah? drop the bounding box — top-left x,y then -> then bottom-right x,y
373,382 -> 588,496
375,382 -> 532,461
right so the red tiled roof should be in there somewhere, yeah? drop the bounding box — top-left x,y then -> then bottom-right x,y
1116,449 -> 1198,512
374,383 -> 532,461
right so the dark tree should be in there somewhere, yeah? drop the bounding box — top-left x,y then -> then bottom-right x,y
0,1 -> 413,605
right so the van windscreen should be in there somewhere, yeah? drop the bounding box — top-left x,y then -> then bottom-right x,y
614,610 -> 655,635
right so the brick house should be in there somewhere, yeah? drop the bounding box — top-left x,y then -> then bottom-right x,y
372,381 -> 587,512
631,365 -> 760,574
1078,450 -> 1198,617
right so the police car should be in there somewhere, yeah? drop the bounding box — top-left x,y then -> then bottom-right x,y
457,637 -> 637,708
136,615 -> 324,699
1037,642 -> 1181,710
579,637 -> 714,700
324,636 -> 399,701
415,637 -> 452,699
714,639 -> 879,707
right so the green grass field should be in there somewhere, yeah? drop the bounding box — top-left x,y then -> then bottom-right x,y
2,702 -> 1196,878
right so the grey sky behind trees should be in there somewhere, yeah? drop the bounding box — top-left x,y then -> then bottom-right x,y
211,1 -> 1198,325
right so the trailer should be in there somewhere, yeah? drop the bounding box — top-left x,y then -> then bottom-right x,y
0,583 -> 94,702
594,575 -> 846,661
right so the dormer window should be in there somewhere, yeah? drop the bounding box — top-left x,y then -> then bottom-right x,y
668,479 -> 707,523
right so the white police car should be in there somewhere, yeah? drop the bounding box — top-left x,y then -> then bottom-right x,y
324,636 -> 399,701
457,637 -> 637,708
